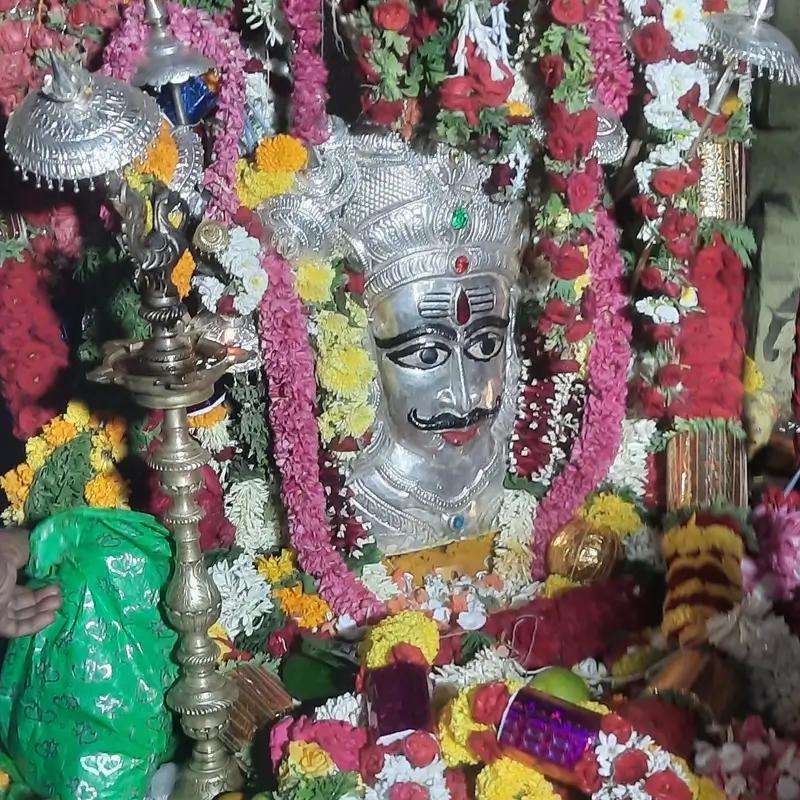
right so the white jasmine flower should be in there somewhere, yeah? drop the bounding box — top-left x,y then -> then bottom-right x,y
606,419 -> 656,499
661,0 -> 706,51
314,692 -> 365,726
225,478 -> 281,554
494,489 -> 537,597
194,275 -> 225,312
210,554 -> 274,639
433,648 -> 525,693
595,732 -> 627,775
457,607 -> 487,631
646,61 -> 708,109
221,227 -> 261,277
573,658 -> 608,699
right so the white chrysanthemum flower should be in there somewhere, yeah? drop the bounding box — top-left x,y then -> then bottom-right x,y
606,419 -> 657,499
313,692 -> 365,726
225,478 -> 281,554
210,554 -> 273,639
193,275 -> 225,312
234,267 -> 268,315
661,0 -> 706,51
645,61 -> 708,111
359,562 -> 400,601
233,290 -> 261,316
433,647 -> 525,694
221,227 -> 261,277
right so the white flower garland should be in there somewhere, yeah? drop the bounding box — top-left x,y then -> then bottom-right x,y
224,477 -> 282,555
209,554 -> 274,639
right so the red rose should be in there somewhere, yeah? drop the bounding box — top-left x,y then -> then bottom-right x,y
439,76 -> 480,126
661,208 -> 697,239
632,22 -> 672,64
651,168 -> 688,197
551,243 -> 587,280
389,783 -> 429,800
601,714 -> 634,743
468,44 -> 514,107
467,731 -> 502,763
0,21 -> 27,52
576,753 -> 602,793
572,109 -> 599,157
216,296 -> 235,315
645,323 -> 675,344
267,621 -> 299,658
372,0 -> 410,31
549,358 -> 581,373
551,0 -> 587,25
665,237 -> 694,260
678,84 -> 701,114
657,364 -> 684,388
565,320 -> 592,343
444,770 -> 469,800
540,55 -> 565,89
638,266 -> 665,292
362,97 -> 404,126
566,172 -> 598,214
14,404 -> 55,440
703,0 -> 727,9
359,745 -> 386,784
613,749 -> 649,785
471,682 -> 510,726
0,52 -> 29,93
403,732 -> 440,769
547,129 -> 579,163
389,643 -> 430,667
632,194 -> 660,220
67,2 -> 94,25
548,172 -> 567,195
643,770 -> 692,800
543,298 -> 577,326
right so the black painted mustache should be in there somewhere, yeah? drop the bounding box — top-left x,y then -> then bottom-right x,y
408,398 -> 501,432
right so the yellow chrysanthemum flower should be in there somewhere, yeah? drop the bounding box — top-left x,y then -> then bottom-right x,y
64,401 -> 91,430
257,549 -> 296,584
25,436 -> 50,472
318,397 -> 374,443
171,250 -> 197,299
475,757 -> 560,800
295,255 -> 335,305
317,347 -> 376,399
280,741 -> 335,783
504,101 -> 532,117
255,134 -> 308,174
317,311 -> 351,347
438,702 -> 478,767
0,463 -> 34,510
361,610 -> 440,669
236,158 -> 294,209
42,418 -> 78,450
84,470 -> 129,509
580,493 -> 642,540
274,584 -> 331,629
346,297 -> 368,329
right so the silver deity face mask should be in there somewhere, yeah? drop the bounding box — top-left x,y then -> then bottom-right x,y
371,275 -> 512,455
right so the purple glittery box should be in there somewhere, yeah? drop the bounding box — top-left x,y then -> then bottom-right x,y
366,663 -> 433,741
497,688 -> 602,779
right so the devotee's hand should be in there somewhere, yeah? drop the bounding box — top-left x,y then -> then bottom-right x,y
0,528 -> 61,638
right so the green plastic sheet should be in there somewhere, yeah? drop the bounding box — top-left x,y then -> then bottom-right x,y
0,508 -> 179,800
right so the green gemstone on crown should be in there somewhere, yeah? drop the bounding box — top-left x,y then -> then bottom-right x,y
451,208 -> 469,230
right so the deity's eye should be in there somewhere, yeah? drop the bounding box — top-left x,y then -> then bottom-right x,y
465,331 -> 504,362
387,342 -> 451,370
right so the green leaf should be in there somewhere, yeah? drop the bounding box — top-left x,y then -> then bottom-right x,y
572,212 -> 596,233
0,238 -> 27,263
503,473 -> 547,498
550,279 -> 576,303
698,219 -> 757,268
299,572 -> 318,595
382,30 -> 409,57
460,632 -> 496,663
281,649 -> 357,702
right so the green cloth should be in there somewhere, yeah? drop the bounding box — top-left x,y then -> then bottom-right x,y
0,508 -> 178,800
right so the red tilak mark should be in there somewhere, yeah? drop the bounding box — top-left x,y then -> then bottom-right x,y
456,288 -> 471,325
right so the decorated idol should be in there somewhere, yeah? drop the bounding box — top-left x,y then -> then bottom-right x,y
263,124 -> 527,554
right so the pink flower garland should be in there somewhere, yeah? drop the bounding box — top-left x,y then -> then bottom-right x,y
585,0 -> 632,118
101,1 -> 246,223
258,251 -> 383,623
531,208 -> 632,577
283,0 -> 329,145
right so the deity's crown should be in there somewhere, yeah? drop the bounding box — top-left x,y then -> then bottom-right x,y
261,119 -> 528,306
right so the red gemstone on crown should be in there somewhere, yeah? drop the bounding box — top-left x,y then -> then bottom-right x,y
454,255 -> 470,274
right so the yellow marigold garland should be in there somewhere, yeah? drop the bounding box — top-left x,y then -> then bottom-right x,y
171,250 -> 197,299
134,121 -> 179,185
257,549 -> 297,584
274,584 -> 331,629
189,403 -> 228,430
361,610 -> 440,669
236,158 -> 294,209
295,255 -> 335,305
84,469 -> 129,509
540,574 -> 582,598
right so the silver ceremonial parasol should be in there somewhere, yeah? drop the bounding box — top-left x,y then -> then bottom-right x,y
132,0 -> 215,125
4,57 -> 161,190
